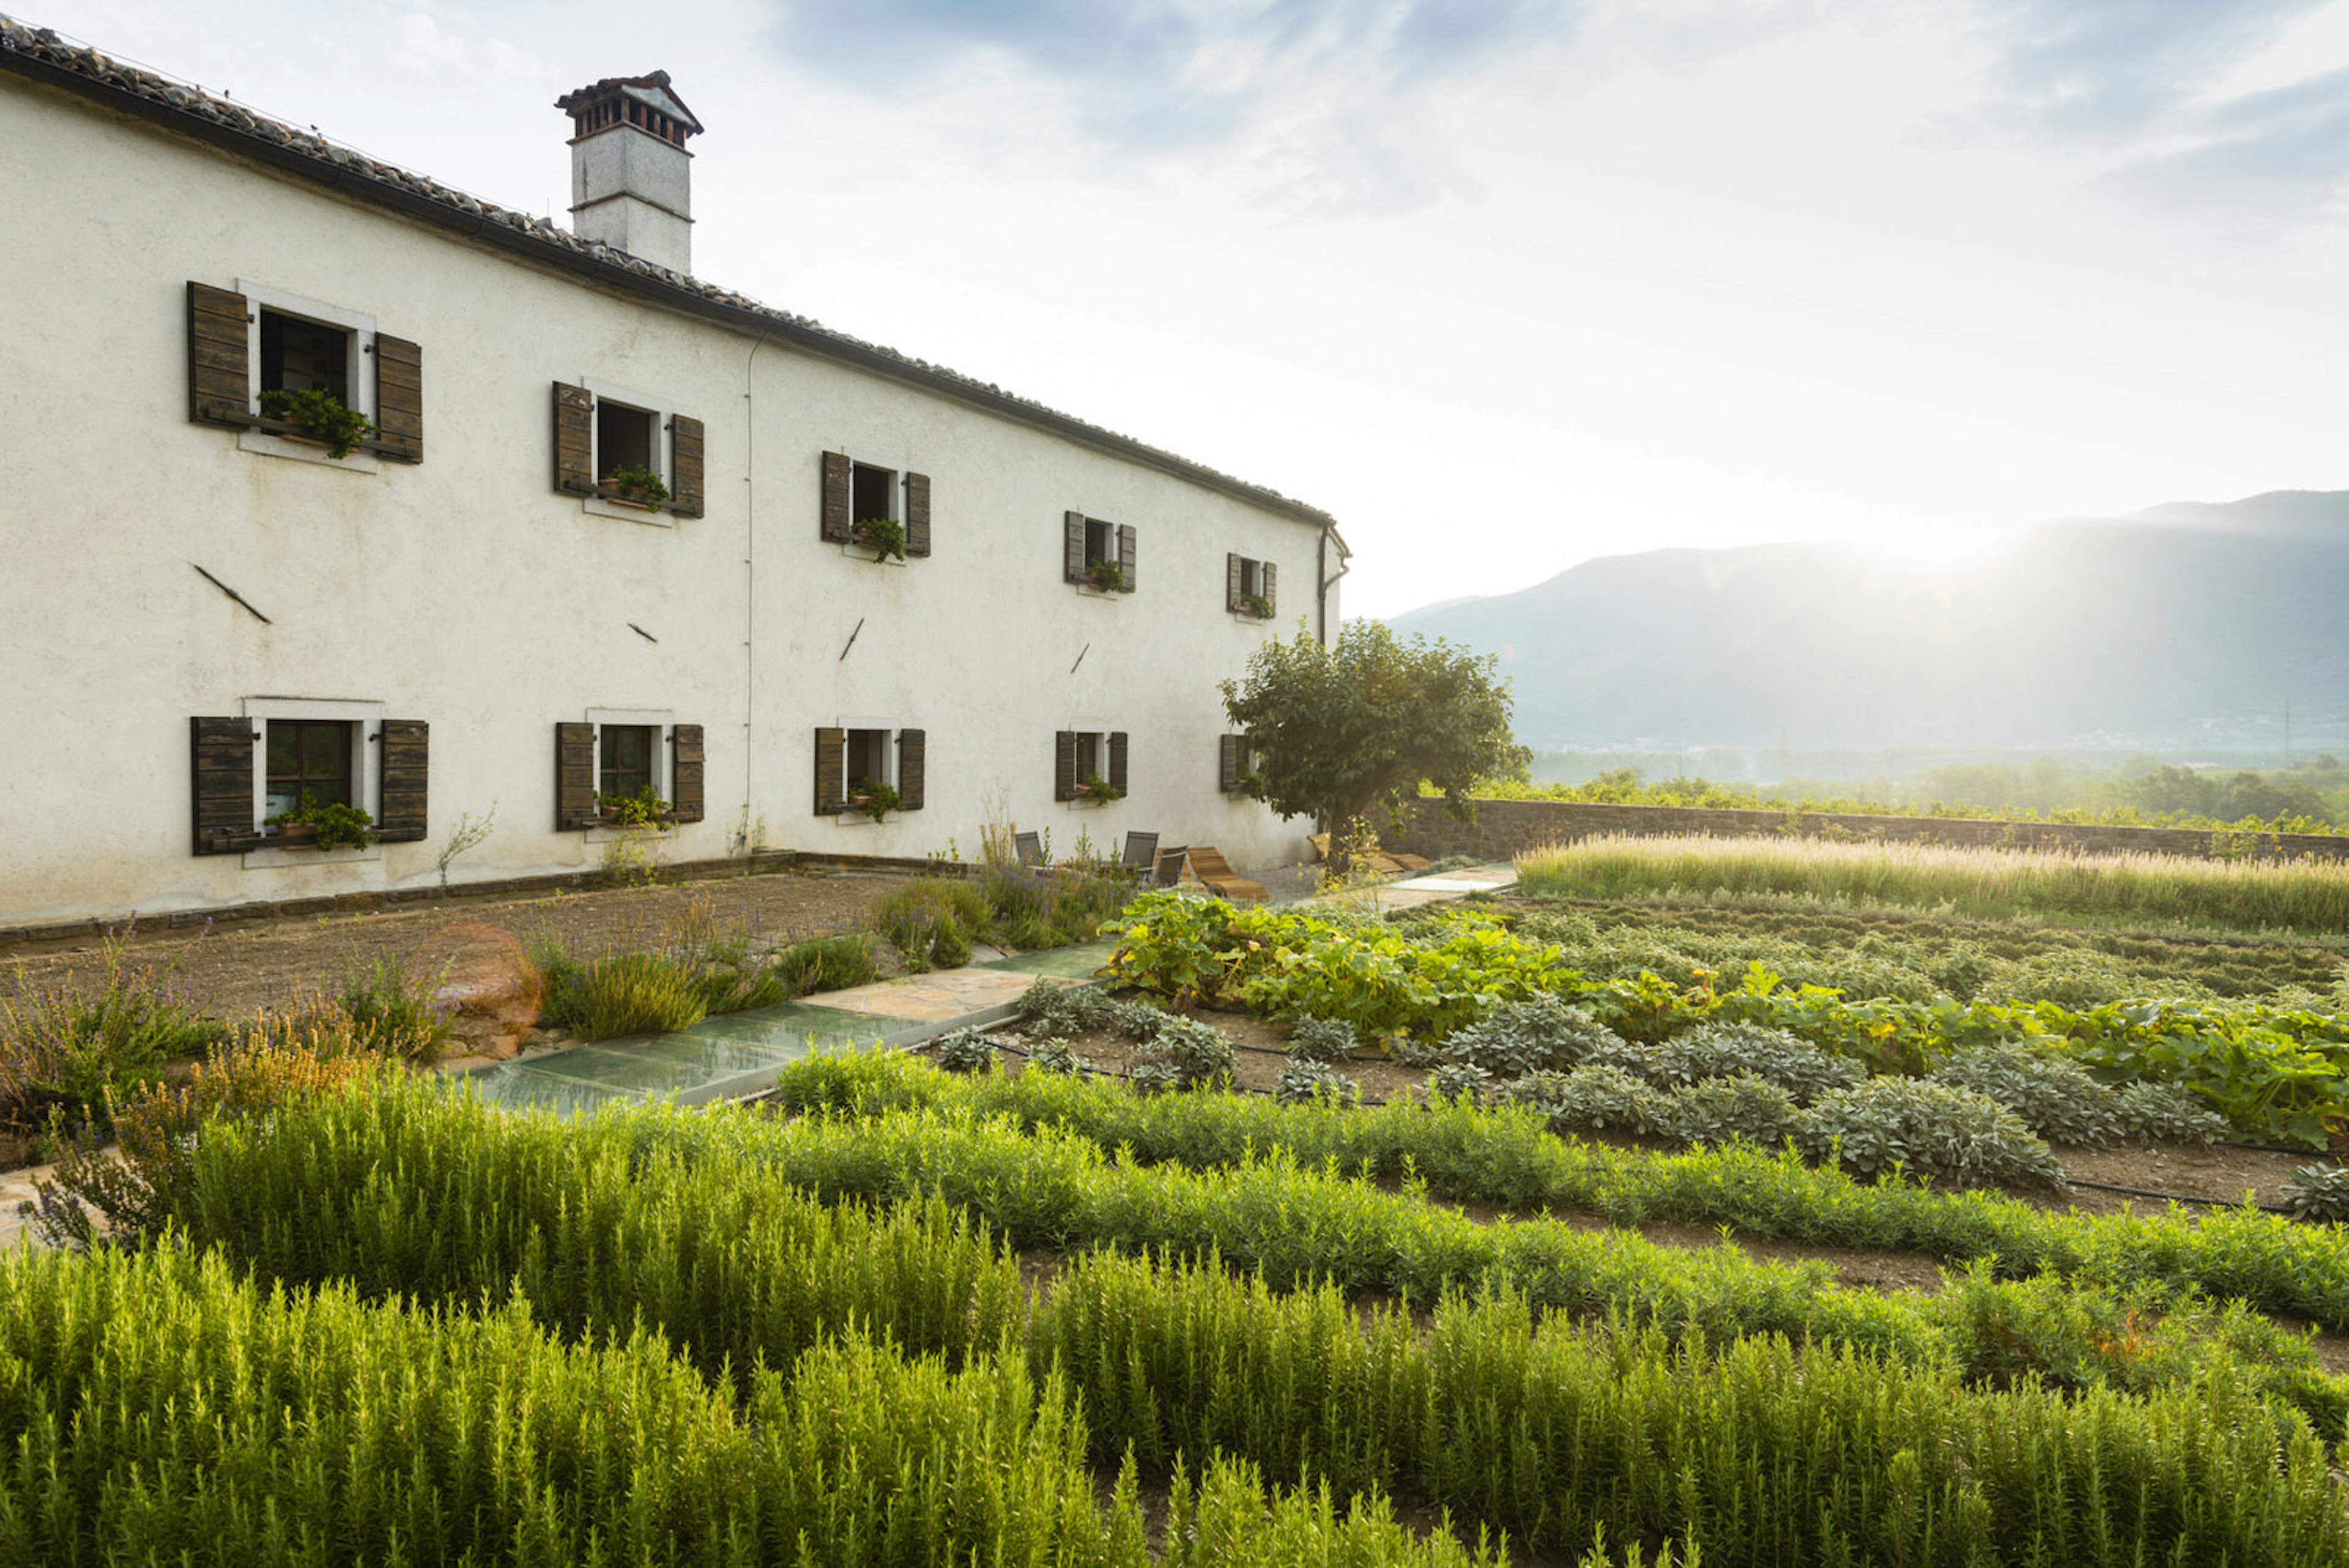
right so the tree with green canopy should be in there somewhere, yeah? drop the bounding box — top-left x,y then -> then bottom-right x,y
1221,620 -> 1530,873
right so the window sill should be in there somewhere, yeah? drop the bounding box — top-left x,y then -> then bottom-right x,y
1062,796 -> 1113,810
1071,581 -> 1126,601
242,840 -> 382,869
238,426 -> 382,474
585,823 -> 678,845
1230,610 -> 1274,624
841,543 -> 908,568
584,494 -> 677,527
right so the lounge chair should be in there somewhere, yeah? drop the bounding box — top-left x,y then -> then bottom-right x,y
1121,831 -> 1160,875
1014,830 -> 1042,867
1186,845 -> 1268,902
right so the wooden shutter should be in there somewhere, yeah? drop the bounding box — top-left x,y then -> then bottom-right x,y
1219,734 -> 1241,793
904,472 -> 932,557
555,722 -> 596,830
187,282 -> 250,429
1108,732 -> 1130,796
1064,512 -> 1087,584
1054,731 -> 1078,801
814,727 -> 846,814
1262,561 -> 1277,615
670,723 -> 705,822
1118,526 -> 1137,593
670,415 -> 705,518
554,383 -> 595,494
190,716 -> 259,855
821,451 -> 855,543
374,335 -> 423,463
376,719 -> 429,842
1226,552 -> 1244,613
897,728 -> 926,810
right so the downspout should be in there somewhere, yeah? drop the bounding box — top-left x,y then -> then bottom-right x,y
1316,522 -> 1353,646
743,335 -> 766,824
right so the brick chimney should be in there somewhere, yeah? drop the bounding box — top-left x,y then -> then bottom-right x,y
555,70 -> 702,275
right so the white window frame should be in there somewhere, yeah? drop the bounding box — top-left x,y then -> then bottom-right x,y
240,696 -> 385,867
582,377 -> 675,525
834,716 -> 910,823
835,448 -> 910,565
1072,514 -> 1126,599
1231,554 -> 1274,620
1066,719 -> 1111,809
587,706 -> 676,837
236,278 -> 380,474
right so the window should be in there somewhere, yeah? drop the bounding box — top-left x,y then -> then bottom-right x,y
812,724 -> 927,816
259,311 -> 351,403
820,451 -> 932,558
187,699 -> 430,858
1054,729 -> 1129,802
554,712 -> 706,830
186,278 -> 423,466
551,381 -> 707,519
1226,553 -> 1278,618
1219,734 -> 1256,795
1063,511 -> 1136,593
265,719 -> 355,820
599,724 -> 657,801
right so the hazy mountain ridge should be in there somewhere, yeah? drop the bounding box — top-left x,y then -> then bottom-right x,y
1383,491 -> 2349,752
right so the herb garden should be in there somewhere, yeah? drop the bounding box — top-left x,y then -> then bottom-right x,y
12,831 -> 2349,1564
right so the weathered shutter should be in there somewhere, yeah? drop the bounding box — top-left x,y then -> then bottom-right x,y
187,282 -> 250,429
1226,552 -> 1244,613
1118,526 -> 1137,593
555,722 -> 597,830
1054,731 -> 1078,801
1064,512 -> 1087,584
821,452 -> 855,543
554,383 -> 595,494
190,716 -> 259,855
1262,561 -> 1277,615
904,472 -> 932,557
897,728 -> 926,810
376,719 -> 429,842
814,727 -> 847,814
670,723 -> 705,822
373,335 -> 423,463
669,415 -> 705,518
1108,731 -> 1130,796
1219,734 -> 1241,793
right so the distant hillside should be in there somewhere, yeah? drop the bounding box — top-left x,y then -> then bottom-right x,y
1383,491 -> 2349,752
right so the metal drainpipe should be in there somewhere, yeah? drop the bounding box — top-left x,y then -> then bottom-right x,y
742,336 -> 767,822
1316,524 -> 1352,646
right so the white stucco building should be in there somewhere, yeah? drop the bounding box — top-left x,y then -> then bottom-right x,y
0,23 -> 1349,931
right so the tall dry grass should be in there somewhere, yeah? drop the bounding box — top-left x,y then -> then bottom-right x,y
1515,833 -> 2349,934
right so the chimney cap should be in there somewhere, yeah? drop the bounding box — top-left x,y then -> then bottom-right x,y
556,70 -> 703,145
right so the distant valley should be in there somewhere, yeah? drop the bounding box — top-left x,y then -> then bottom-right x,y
1382,491 -> 2349,754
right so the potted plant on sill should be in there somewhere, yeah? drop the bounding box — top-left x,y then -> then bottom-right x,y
256,388 -> 376,460
596,784 -> 672,829
1074,772 -> 1122,804
264,790 -> 375,850
600,465 -> 670,513
1241,592 -> 1274,619
1085,559 -> 1127,593
844,778 -> 902,823
850,516 -> 907,563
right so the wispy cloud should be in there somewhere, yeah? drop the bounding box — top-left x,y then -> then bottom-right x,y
1939,0 -> 2349,234
762,0 -> 1589,207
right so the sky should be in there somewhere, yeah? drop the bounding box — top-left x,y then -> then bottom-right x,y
25,0 -> 2349,616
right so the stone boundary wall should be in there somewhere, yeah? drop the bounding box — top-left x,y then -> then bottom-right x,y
1393,798 -> 2349,866
0,850 -> 963,950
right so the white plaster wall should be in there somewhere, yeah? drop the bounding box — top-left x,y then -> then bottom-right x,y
0,78 -> 1338,926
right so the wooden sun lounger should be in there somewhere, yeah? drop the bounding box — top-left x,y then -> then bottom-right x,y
1186,845 -> 1268,902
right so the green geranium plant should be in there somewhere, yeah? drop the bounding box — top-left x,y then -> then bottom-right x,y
852,516 -> 907,563
256,388 -> 375,460
265,789 -> 376,850
601,465 -> 670,511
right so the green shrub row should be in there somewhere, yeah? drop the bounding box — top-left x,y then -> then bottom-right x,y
0,1244 -> 1500,1568
100,1082 -> 2349,1430
531,926 -> 883,1041
49,1083 -> 2349,1566
1485,901 -> 2349,1005
1040,1249 -> 2349,1563
773,1052 -> 2349,1332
